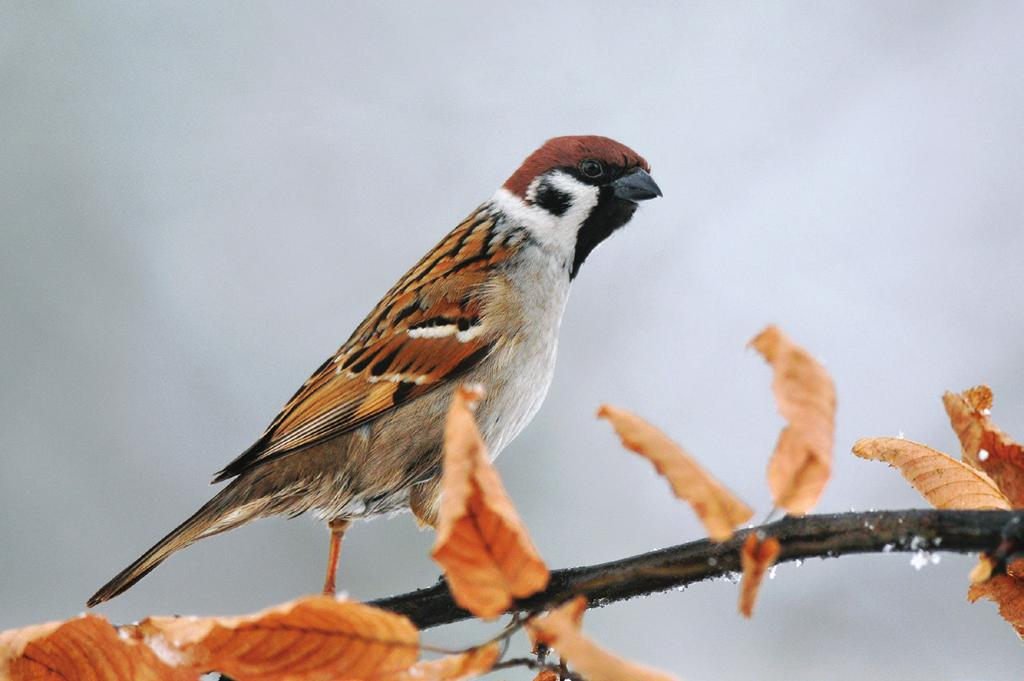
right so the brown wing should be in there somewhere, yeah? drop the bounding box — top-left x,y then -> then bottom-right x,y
214,208 -> 516,481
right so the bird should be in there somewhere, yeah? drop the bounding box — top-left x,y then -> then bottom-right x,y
87,135 -> 661,606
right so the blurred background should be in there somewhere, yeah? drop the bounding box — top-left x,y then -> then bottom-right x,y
2,2 -> 1023,679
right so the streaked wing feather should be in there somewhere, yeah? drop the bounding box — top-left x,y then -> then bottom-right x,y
214,209 -> 512,481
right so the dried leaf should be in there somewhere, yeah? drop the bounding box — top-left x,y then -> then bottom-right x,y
138,595 -> 419,681
598,404 -> 753,541
381,644 -> 500,681
852,438 -> 1011,510
738,533 -> 781,618
528,598 -> 679,681
968,575 -> 1024,639
943,386 -> 1024,506
0,615 -> 190,681
970,555 -> 998,584
750,325 -> 836,515
962,385 -> 994,412
432,386 -> 550,619
528,597 -> 587,650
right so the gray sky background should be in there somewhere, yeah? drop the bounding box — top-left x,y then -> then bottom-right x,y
2,3 -> 1023,679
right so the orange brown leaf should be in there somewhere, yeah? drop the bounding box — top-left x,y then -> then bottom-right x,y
968,575 -> 1024,639
528,597 -> 587,650
750,325 -> 836,515
962,385 -> 994,412
381,644 -> 500,681
598,404 -> 753,541
738,533 -> 781,618
852,438 -> 1011,510
138,595 -> 419,681
969,555 -> 998,584
432,386 -> 550,619
528,597 -> 679,681
943,386 -> 1024,506
0,614 -> 191,681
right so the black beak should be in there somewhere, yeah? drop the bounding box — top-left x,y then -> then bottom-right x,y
611,168 -> 662,202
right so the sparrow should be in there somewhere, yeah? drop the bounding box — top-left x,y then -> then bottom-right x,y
88,135 -> 661,606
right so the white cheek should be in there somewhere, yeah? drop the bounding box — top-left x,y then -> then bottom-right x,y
545,171 -> 599,237
490,187 -> 555,232
490,172 -> 599,263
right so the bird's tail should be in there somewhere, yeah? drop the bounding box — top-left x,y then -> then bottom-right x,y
87,480 -> 260,607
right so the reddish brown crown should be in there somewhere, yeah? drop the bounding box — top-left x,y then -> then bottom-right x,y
503,135 -> 650,197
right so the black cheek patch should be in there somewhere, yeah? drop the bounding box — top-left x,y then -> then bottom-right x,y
534,180 -> 571,216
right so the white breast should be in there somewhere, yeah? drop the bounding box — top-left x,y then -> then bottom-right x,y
472,233 -> 573,458
468,176 -> 601,458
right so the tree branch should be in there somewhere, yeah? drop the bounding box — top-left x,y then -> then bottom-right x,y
369,509 -> 1021,629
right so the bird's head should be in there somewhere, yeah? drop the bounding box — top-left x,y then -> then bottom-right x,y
495,135 -> 661,278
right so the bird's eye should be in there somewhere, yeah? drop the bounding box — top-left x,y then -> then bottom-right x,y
580,159 -> 603,179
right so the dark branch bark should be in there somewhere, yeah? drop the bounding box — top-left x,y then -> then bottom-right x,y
369,509 -> 1022,629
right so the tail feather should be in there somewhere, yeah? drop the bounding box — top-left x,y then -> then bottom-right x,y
87,485 -> 256,607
